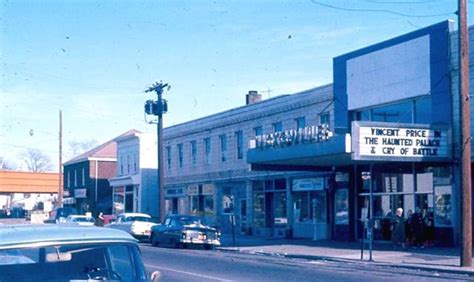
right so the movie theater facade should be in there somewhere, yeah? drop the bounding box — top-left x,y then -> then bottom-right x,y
248,21 -> 471,245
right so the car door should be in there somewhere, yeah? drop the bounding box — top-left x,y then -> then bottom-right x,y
155,217 -> 171,243
164,218 -> 180,244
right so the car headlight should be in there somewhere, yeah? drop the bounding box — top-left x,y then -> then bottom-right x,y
182,231 -> 187,240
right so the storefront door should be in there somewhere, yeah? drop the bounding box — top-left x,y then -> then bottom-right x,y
293,191 -> 328,239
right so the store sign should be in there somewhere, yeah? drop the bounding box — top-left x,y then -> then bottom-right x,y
74,188 -> 87,198
293,178 -> 325,191
187,185 -> 198,196
352,122 -> 450,161
166,187 -> 185,197
251,124 -> 332,150
202,184 -> 214,195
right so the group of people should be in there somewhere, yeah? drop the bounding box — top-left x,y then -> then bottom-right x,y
391,207 -> 434,250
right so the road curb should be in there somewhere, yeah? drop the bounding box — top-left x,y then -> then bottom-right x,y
216,247 -> 474,277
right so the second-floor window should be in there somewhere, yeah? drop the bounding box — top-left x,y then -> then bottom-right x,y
273,121 -> 282,133
191,141 -> 197,165
120,156 -> 124,175
74,169 -> 77,187
177,143 -> 183,168
166,146 -> 171,169
319,112 -> 330,126
82,168 -> 85,186
133,154 -> 138,172
235,131 -> 243,160
127,155 -> 130,174
295,117 -> 305,129
220,134 -> 227,162
254,126 -> 262,137
204,138 -> 211,165
67,171 -> 70,188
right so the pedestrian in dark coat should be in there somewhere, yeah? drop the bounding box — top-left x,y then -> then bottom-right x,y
405,209 -> 414,246
412,207 -> 425,248
95,212 -> 105,227
391,208 -> 406,250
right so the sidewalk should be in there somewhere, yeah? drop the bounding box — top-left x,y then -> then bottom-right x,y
217,234 -> 474,276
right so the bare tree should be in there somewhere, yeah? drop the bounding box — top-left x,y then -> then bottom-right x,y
0,157 -> 16,170
20,149 -> 53,172
67,139 -> 98,159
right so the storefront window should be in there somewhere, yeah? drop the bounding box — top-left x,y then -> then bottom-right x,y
434,185 -> 452,226
204,195 -> 214,215
335,189 -> 349,225
294,191 -> 326,223
253,192 -> 265,228
273,192 -> 287,226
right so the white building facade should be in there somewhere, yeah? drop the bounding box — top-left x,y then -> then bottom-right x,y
109,132 -> 159,217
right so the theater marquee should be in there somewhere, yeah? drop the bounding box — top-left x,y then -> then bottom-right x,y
352,121 -> 451,161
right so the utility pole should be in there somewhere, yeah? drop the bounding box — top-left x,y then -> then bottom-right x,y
144,82 -> 170,222
458,0 -> 471,268
58,110 -> 63,208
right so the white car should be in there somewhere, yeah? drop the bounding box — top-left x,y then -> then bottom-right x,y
106,213 -> 158,241
64,215 -> 96,226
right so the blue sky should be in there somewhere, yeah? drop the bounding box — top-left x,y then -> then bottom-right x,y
0,0 -> 469,170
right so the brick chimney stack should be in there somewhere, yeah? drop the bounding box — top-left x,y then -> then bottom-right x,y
246,90 -> 262,105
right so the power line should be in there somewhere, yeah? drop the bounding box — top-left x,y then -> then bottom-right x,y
310,0 -> 454,18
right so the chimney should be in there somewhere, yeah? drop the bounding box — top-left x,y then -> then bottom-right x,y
246,90 -> 262,105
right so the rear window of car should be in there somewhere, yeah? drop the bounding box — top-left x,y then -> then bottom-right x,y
126,216 -> 151,222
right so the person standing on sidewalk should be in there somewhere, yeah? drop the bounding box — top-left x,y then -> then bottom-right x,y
412,207 -> 425,249
424,208 -> 435,247
405,209 -> 414,247
95,212 -> 105,227
391,208 -> 406,250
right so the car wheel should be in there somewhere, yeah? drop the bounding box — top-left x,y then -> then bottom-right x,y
151,233 -> 159,247
204,244 -> 214,250
171,239 -> 183,249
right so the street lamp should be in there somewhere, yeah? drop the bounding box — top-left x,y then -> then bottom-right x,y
144,81 -> 170,221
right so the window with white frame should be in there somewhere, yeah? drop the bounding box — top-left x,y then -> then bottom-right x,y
166,146 -> 171,169
120,156 -> 124,175
127,155 -> 130,174
295,116 -> 305,129
272,121 -> 282,133
204,138 -> 211,165
254,126 -> 262,137
177,143 -> 183,168
67,171 -> 70,188
319,112 -> 330,126
235,131 -> 243,160
191,141 -> 197,165
133,154 -> 138,172
74,170 -> 77,187
219,135 -> 227,162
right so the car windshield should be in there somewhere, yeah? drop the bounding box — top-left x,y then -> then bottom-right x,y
177,217 -> 202,226
0,243 -> 147,282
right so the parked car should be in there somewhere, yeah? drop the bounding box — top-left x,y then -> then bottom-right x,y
150,214 -> 221,250
44,207 -> 78,224
106,213 -> 158,241
0,224 -> 160,281
64,215 -> 95,226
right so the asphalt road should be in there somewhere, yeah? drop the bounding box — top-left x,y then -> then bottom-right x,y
140,243 -> 472,282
